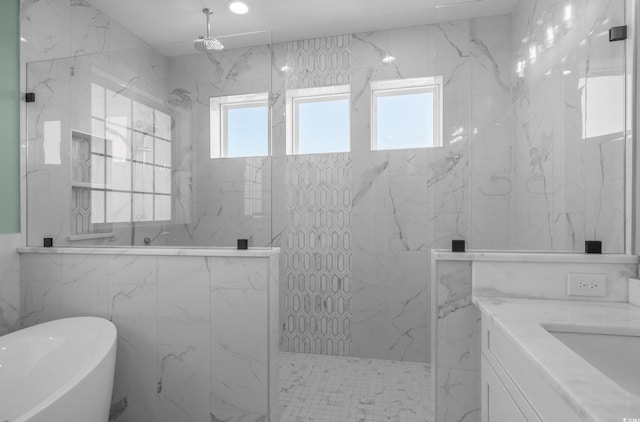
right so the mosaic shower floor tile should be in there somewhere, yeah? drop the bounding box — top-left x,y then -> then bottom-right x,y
278,352 -> 433,422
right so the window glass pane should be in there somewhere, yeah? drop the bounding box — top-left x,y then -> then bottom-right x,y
155,167 -> 172,194
106,123 -> 131,160
133,193 -> 154,222
133,162 -> 154,193
106,157 -> 132,191
91,154 -> 105,185
106,89 -> 130,128
376,92 -> 433,150
132,132 -> 154,163
91,120 -> 105,150
91,83 -> 105,119
298,99 -> 349,154
155,111 -> 172,140
155,139 -> 172,167
133,102 -> 154,134
91,190 -> 105,224
155,195 -> 172,221
106,191 -> 131,223
225,105 -> 268,158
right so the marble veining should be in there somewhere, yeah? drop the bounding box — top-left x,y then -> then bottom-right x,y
475,297 -> 640,422
18,252 -> 279,422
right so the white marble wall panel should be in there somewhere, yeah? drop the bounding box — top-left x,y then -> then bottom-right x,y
473,260 -> 636,302
432,258 -> 480,422
18,251 -> 278,422
349,25 -> 437,363
210,289 -> 268,422
157,257 -> 210,347
157,344 -> 210,422
60,254 -> 108,318
108,282 -> 157,422
0,234 -> 21,335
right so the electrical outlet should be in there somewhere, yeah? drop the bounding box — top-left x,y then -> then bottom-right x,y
567,273 -> 607,297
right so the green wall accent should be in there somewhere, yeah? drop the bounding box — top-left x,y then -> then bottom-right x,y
0,0 -> 20,234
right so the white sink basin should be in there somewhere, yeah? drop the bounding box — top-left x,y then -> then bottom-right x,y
548,330 -> 640,398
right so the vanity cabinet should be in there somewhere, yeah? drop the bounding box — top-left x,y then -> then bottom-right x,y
480,315 -> 581,422
481,355 -> 529,422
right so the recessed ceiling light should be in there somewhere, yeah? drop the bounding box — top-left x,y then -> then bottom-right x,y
382,55 -> 395,64
227,1 -> 249,15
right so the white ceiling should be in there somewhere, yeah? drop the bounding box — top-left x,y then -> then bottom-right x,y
86,0 -> 519,56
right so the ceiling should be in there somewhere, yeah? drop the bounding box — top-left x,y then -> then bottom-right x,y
86,0 -> 519,56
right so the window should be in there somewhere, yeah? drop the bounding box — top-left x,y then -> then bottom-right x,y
79,82 -> 172,226
286,85 -> 350,155
210,93 -> 269,159
371,76 -> 443,150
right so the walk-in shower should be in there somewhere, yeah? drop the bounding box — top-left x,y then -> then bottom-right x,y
21,0 -> 632,420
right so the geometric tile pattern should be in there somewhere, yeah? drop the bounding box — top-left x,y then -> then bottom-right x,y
71,132 -> 92,235
281,153 -> 352,356
285,35 -> 351,89
278,352 -> 433,422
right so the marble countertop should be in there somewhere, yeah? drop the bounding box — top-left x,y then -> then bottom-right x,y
18,246 -> 281,257
474,297 -> 640,422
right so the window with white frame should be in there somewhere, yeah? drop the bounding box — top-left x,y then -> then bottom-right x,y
84,82 -> 172,226
371,76 -> 443,150
286,85 -> 350,155
210,92 -> 269,159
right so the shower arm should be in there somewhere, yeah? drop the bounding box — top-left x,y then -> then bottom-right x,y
204,8 -> 213,39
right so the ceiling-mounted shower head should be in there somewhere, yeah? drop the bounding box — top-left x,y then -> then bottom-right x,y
194,8 -> 224,52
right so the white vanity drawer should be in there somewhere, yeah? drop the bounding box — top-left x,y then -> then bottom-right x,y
481,316 -> 582,422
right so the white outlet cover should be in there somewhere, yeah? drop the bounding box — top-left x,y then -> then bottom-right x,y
567,273 -> 607,297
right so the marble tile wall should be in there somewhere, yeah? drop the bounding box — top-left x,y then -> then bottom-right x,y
0,234 -> 21,335
473,260 -> 636,302
19,251 -> 279,422
431,256 -> 480,422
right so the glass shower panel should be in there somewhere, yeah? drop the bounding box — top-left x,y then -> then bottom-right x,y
26,57 -> 75,245
507,0 -> 627,253
583,1 -> 627,253
25,30 -> 274,248
158,31 -> 273,248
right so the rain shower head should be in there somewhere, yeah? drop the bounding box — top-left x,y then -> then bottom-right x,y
194,8 -> 224,52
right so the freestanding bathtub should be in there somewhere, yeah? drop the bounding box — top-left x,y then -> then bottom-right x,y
0,317 -> 117,422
